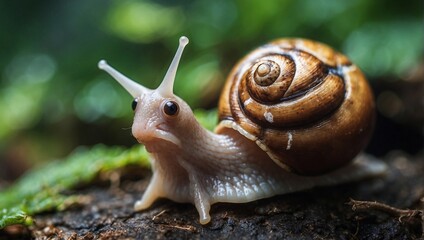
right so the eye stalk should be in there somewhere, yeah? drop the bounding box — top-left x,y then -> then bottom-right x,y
98,36 -> 189,99
163,100 -> 179,116
157,36 -> 189,98
132,98 -> 138,111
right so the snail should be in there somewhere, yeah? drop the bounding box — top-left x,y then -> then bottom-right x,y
98,36 -> 387,224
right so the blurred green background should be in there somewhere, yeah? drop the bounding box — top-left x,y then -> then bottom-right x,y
0,0 -> 423,182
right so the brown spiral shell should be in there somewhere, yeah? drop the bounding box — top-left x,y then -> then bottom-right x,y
216,38 -> 375,175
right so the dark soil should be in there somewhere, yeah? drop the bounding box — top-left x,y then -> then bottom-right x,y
2,151 -> 424,240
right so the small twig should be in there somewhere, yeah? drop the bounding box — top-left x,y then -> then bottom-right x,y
166,224 -> 196,232
151,209 -> 196,232
349,199 -> 421,222
348,198 -> 424,239
152,210 -> 167,221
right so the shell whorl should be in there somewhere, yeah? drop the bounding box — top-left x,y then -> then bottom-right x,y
238,47 -> 346,128
217,38 -> 375,175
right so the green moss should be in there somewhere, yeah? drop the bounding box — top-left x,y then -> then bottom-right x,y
0,110 -> 218,229
0,145 -> 149,228
0,208 -> 32,229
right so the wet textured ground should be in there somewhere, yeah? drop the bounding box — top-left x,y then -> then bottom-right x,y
2,151 -> 423,239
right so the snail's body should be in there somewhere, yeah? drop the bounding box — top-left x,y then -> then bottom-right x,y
99,37 -> 387,225
133,120 -> 383,224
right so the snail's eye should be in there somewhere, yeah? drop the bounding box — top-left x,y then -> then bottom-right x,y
131,98 -> 138,111
163,100 -> 179,116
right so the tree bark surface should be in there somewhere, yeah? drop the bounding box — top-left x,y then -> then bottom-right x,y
13,152 -> 424,239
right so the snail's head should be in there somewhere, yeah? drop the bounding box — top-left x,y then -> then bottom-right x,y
98,36 -> 194,151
